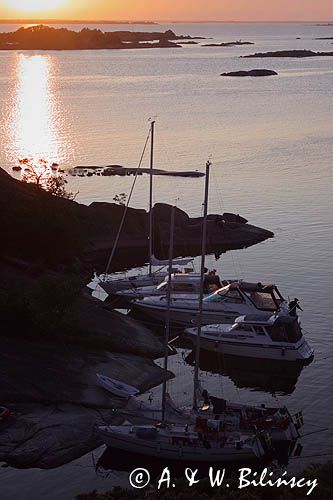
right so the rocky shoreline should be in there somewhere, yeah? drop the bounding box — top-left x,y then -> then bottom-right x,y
0,166 -> 274,470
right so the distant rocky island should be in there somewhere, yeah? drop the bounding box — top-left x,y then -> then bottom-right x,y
0,24 -> 201,50
243,49 -> 333,58
221,69 -> 278,77
72,164 -> 205,178
203,40 -> 254,47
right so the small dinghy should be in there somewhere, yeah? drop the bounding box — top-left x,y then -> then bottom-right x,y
96,374 -> 139,398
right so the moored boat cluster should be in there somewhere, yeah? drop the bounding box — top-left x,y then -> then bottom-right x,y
95,126 -> 314,469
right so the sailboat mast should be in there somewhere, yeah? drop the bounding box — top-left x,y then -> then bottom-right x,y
162,205 -> 176,422
148,120 -> 155,276
193,160 -> 211,410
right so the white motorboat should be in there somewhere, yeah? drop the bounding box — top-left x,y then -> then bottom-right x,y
131,280 -> 288,326
96,374 -> 140,398
185,314 -> 314,362
98,421 -> 267,463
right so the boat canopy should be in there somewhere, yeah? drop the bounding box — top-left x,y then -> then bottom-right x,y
150,255 -> 194,267
237,314 -> 297,326
229,281 -> 278,294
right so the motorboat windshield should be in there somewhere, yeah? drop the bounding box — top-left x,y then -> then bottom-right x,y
265,316 -> 303,343
204,282 -> 285,311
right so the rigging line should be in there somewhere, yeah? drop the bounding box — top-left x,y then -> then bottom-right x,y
211,168 -> 244,280
300,427 -> 330,438
290,451 -> 333,460
101,128 -> 151,280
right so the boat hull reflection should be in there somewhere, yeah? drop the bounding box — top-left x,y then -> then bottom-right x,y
185,349 -> 308,395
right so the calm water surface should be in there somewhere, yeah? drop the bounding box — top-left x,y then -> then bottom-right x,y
1,22 -> 333,499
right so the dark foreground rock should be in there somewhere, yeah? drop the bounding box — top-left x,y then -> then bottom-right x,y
242,49 -> 333,58
152,204 -> 273,259
0,336 -> 172,469
0,166 -> 273,469
221,69 -> 278,77
0,168 -> 273,273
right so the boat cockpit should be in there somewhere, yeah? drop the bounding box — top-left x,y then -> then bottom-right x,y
204,281 -> 285,311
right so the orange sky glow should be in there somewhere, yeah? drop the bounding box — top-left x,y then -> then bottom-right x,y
0,0 -> 332,22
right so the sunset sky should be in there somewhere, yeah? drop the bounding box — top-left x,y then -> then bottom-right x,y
0,0 -> 332,22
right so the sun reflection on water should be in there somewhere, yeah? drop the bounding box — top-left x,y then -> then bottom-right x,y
8,53 -> 67,168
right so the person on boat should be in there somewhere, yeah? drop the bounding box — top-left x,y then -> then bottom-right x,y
204,270 -> 222,293
289,298 -> 303,317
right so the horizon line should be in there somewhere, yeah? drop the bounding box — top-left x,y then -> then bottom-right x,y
0,18 -> 332,24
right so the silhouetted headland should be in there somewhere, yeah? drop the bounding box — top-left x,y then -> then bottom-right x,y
0,24 -> 203,51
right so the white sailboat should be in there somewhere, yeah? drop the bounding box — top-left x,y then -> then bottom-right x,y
100,256 -> 195,295
98,422 -> 266,463
104,271 -> 203,308
99,121 -> 196,296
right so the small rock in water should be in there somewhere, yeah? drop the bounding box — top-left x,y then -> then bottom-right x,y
220,69 -> 278,77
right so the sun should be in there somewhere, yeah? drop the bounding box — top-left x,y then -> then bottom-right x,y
2,0 -> 68,13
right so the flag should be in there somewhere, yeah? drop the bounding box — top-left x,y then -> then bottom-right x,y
294,411 -> 304,428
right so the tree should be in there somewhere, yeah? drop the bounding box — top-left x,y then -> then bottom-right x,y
45,175 -> 74,200
20,157 -> 49,187
20,157 -> 74,199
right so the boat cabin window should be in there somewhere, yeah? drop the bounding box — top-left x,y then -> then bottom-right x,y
222,290 -> 245,304
206,331 -> 222,337
252,325 -> 266,336
205,288 -> 245,304
244,291 -> 277,311
236,324 -> 253,332
172,283 -> 196,292
156,281 -> 195,293
266,321 -> 302,343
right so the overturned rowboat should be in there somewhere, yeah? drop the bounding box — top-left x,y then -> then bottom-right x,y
96,374 -> 140,398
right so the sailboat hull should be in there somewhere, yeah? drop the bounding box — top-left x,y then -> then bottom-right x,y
98,428 -> 264,462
